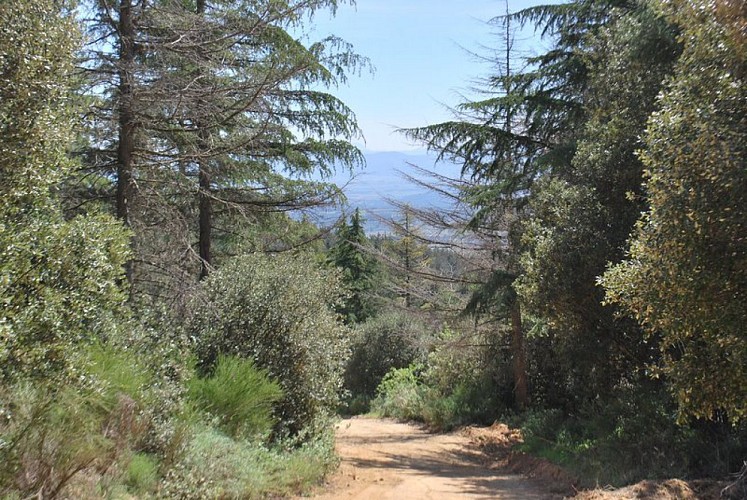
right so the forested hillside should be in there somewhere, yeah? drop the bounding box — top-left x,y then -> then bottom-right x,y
0,0 -> 745,498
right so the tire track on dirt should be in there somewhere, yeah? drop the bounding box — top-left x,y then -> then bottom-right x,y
303,417 -> 562,499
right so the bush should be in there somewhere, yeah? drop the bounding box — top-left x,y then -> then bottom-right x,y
0,0 -> 130,383
371,364 -> 505,431
370,364 -> 426,421
109,304 -> 196,467
126,452 -> 159,495
0,344 -> 155,498
368,325 -> 510,431
159,423 -> 338,499
0,214 -> 131,382
191,253 -> 351,436
0,382 -> 116,498
84,343 -> 153,410
344,312 -> 429,403
421,327 -> 509,427
511,386 -> 747,487
188,355 -> 283,441
420,378 -> 505,431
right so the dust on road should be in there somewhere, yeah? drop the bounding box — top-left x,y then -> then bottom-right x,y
303,417 -> 562,499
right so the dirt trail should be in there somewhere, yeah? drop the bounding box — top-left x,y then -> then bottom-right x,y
303,417 -> 561,499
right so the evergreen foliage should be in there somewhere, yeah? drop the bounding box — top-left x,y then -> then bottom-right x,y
188,355 -> 283,440
0,0 -> 130,381
79,0 -> 366,296
328,208 -> 379,323
1,0 -> 745,493
1,1 -> 359,496
602,0 -> 747,422
383,207 -> 431,308
517,2 -> 680,406
395,0 -> 746,481
191,253 -> 351,434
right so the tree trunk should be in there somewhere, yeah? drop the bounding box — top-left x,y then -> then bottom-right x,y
196,0 -> 211,279
116,0 -> 136,284
198,165 -> 211,279
511,299 -> 529,410
404,209 -> 412,308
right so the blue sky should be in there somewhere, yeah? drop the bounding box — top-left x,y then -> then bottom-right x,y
305,0 -> 557,153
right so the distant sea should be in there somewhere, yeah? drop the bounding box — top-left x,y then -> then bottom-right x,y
307,151 -> 463,234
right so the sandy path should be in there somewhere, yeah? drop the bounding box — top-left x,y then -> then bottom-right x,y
303,417 -> 560,499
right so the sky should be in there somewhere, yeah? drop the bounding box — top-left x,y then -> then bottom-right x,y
304,0 -> 557,153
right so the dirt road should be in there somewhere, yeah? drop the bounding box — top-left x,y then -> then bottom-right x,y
304,417 -> 561,499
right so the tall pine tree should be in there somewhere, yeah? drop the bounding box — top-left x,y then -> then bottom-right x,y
77,0 -> 366,300
328,209 -> 378,323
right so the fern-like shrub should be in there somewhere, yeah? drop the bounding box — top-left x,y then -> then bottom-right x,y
188,355 -> 282,440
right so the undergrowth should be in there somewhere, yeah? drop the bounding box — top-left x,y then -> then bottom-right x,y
507,388 -> 747,487
371,363 -> 747,488
160,422 -> 337,498
187,355 -> 283,441
0,346 -> 341,498
370,363 -> 503,431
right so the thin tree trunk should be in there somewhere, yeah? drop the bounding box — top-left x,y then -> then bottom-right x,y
511,299 -> 529,410
196,0 -> 211,280
503,0 -> 527,411
404,209 -> 412,308
116,0 -> 136,284
198,165 -> 211,279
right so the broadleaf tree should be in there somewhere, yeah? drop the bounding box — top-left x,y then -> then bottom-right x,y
0,0 -> 130,381
601,0 -> 747,422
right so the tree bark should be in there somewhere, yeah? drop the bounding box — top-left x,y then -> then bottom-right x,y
510,299 -> 529,410
116,0 -> 136,284
196,0 -> 211,279
116,0 -> 135,225
198,165 -> 211,279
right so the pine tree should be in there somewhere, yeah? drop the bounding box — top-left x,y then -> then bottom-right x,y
328,209 -> 378,323
401,0 -> 533,408
77,0 -> 365,298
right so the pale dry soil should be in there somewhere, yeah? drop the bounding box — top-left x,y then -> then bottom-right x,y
300,417 -> 740,500
301,417 -> 562,500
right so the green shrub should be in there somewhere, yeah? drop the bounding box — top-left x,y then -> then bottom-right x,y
419,388 -> 459,430
0,0 -> 131,383
84,343 -> 153,409
371,364 -> 425,421
511,387 -> 747,487
0,382 -> 114,497
368,328 -> 509,431
191,253 -> 351,436
159,423 -> 337,499
0,213 -> 131,382
419,378 -> 505,431
0,344 -> 159,498
188,355 -> 283,440
368,326 -> 508,431
344,312 -> 429,402
421,329 -> 509,429
126,452 -> 159,495
341,394 -> 372,416
110,305 -> 195,466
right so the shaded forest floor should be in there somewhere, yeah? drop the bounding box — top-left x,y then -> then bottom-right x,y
468,421 -> 744,499
303,417 -> 745,499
